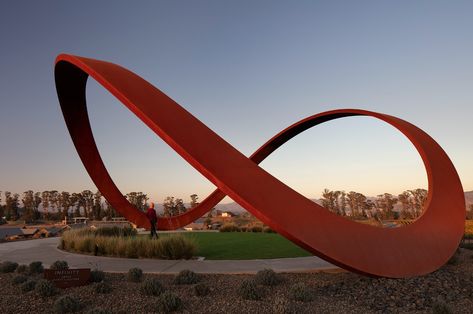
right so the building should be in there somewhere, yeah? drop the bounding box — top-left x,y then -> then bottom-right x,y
184,218 -> 207,231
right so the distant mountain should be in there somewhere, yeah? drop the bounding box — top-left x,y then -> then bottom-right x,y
465,191 -> 473,206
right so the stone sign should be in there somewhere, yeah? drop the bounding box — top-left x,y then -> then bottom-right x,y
44,268 -> 91,288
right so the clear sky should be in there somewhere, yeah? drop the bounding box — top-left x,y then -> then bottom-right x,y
0,1 -> 472,204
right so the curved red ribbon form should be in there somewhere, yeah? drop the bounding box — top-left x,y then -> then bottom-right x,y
55,54 -> 465,278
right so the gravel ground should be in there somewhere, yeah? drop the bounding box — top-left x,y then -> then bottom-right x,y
1,249 -> 473,313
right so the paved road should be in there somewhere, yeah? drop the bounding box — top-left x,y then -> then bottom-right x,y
0,237 -> 338,274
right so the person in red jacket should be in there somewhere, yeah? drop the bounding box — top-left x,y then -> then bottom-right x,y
146,202 -> 158,239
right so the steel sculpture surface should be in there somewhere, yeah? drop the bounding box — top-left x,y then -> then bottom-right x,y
55,54 -> 465,278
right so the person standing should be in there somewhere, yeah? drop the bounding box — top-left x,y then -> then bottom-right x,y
146,202 -> 158,239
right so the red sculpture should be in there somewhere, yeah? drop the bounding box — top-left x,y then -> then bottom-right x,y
55,54 -> 465,278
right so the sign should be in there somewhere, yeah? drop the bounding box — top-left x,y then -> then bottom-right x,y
44,268 -> 91,288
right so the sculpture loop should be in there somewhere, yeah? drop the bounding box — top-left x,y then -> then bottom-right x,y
55,54 -> 465,278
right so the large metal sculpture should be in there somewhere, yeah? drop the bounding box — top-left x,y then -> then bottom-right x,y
55,54 -> 465,278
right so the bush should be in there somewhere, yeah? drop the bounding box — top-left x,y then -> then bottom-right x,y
94,281 -> 112,294
21,280 -> 37,292
86,308 -> 112,314
12,275 -> 28,285
173,269 -> 200,285
289,283 -> 313,302
141,278 -> 164,296
127,267 -> 143,282
240,226 -> 248,232
219,223 -> 240,232
29,261 -> 44,274
157,235 -> 196,259
251,226 -> 263,233
50,260 -> 69,270
447,249 -> 460,265
272,296 -> 301,314
54,295 -> 82,313
94,226 -> 137,237
62,230 -> 196,260
16,264 -> 28,273
36,279 -> 57,297
90,269 -> 105,282
238,279 -> 262,300
255,268 -> 281,286
0,261 -> 18,273
156,291 -> 182,313
194,283 -> 210,297
263,227 -> 275,233
432,301 -> 453,314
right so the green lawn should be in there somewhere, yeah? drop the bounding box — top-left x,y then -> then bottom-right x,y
165,232 -> 312,260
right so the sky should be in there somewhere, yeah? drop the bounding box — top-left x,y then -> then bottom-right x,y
0,1 -> 472,204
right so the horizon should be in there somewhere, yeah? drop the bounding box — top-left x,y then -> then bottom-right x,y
1,2 -> 472,203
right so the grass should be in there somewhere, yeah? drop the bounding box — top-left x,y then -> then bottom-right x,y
174,232 -> 312,260
465,220 -> 473,237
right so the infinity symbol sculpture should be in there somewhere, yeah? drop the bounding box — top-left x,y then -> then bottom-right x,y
55,54 -> 464,278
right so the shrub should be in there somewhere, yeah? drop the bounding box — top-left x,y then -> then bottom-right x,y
140,278 -> 164,296
156,291 -> 182,313
50,260 -> 69,270
238,279 -> 262,300
255,268 -> 281,286
29,261 -> 44,274
173,269 -> 200,285
62,231 -> 196,260
432,301 -> 453,314
0,261 -> 18,273
447,249 -> 460,265
263,226 -> 275,233
16,264 -> 29,273
54,295 -> 82,313
194,283 -> 210,297
94,226 -> 137,237
251,226 -> 263,233
127,267 -> 143,282
12,275 -> 28,285
240,226 -> 248,232
289,283 -> 313,302
36,279 -> 57,297
94,281 -> 112,294
21,280 -> 37,292
86,308 -> 112,314
272,296 -> 301,314
90,269 -> 105,282
219,223 -> 240,232
157,235 -> 196,259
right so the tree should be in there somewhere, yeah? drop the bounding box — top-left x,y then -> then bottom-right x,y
163,196 -> 176,217
42,191 -> 50,219
125,192 -> 148,212
4,192 -> 19,220
81,190 -> 94,218
58,191 -> 72,220
49,190 -> 59,214
409,189 -> 428,217
339,191 -> 347,216
0,191 -> 4,218
93,191 -> 103,220
21,190 -> 35,222
375,193 -> 398,220
190,194 -> 199,208
33,192 -> 42,220
175,198 -> 187,215
398,191 -> 413,219
104,199 -> 118,219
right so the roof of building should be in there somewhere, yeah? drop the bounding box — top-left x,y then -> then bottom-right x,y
0,227 -> 23,238
20,228 -> 38,235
